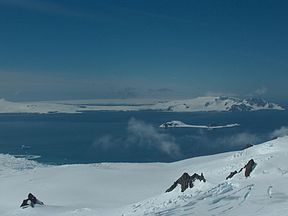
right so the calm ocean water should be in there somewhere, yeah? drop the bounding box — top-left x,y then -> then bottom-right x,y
0,110 -> 288,164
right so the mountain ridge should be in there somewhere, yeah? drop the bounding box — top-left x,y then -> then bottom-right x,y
151,96 -> 284,112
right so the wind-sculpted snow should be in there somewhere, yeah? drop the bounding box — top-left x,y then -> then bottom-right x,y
0,154 -> 42,172
1,136 -> 288,215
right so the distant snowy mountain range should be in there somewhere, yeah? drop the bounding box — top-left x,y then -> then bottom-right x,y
151,96 -> 284,112
0,96 -> 284,113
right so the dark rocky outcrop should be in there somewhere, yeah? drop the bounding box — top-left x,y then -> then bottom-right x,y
20,193 -> 44,208
238,167 -> 244,173
225,159 -> 256,180
226,170 -> 238,180
229,104 -> 253,112
242,144 -> 254,150
244,159 -> 256,177
166,172 -> 206,193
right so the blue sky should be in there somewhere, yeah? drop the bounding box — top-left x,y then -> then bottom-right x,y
0,0 -> 287,101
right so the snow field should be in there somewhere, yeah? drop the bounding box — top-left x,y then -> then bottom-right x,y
0,136 -> 288,215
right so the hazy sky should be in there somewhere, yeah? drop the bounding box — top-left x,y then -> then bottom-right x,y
0,0 -> 287,101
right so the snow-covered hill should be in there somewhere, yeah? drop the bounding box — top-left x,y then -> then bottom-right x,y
0,98 -> 141,113
151,96 -> 284,112
1,136 -> 288,216
159,120 -> 240,129
0,96 -> 284,114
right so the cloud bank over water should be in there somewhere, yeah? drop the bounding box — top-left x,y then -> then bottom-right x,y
94,118 -> 181,157
216,133 -> 262,148
270,126 -> 288,138
94,120 -> 288,161
127,118 -> 181,157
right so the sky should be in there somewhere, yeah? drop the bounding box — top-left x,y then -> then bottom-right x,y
0,0 -> 287,101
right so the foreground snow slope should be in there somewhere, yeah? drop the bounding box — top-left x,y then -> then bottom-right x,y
1,136 -> 288,215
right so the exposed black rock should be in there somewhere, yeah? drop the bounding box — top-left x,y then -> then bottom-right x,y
225,159 -> 256,180
246,97 -> 267,107
167,106 -> 173,111
244,159 -> 256,177
268,103 -> 275,109
242,144 -> 254,150
166,172 -> 206,193
229,104 -> 253,112
20,193 -> 44,208
226,170 -> 238,180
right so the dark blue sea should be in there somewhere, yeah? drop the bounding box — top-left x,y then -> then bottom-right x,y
0,110 -> 288,164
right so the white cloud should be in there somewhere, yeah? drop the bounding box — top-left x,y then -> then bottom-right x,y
216,127 -> 288,148
127,118 -> 181,157
204,91 -> 237,97
93,118 -> 181,157
255,87 -> 267,95
270,127 -> 288,139
93,135 -> 115,151
0,70 -> 139,101
216,133 -> 261,147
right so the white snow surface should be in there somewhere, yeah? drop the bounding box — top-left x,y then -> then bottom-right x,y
1,136 -> 288,215
0,96 -> 284,113
151,96 -> 284,112
159,120 -> 240,129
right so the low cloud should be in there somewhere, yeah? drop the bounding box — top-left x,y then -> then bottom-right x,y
127,118 -> 181,156
217,127 -> 288,148
93,118 -> 181,157
94,135 -> 115,151
204,91 -> 237,97
116,87 -> 138,99
254,87 -> 267,96
270,127 -> 288,139
217,133 -> 262,147
148,88 -> 173,93
93,123 -> 288,160
0,0 -> 83,17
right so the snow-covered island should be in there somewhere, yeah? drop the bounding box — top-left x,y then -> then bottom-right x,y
160,120 -> 240,129
0,96 -> 284,114
151,96 -> 284,112
1,136 -> 288,215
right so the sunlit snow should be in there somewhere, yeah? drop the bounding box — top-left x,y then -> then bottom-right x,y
1,136 -> 288,215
